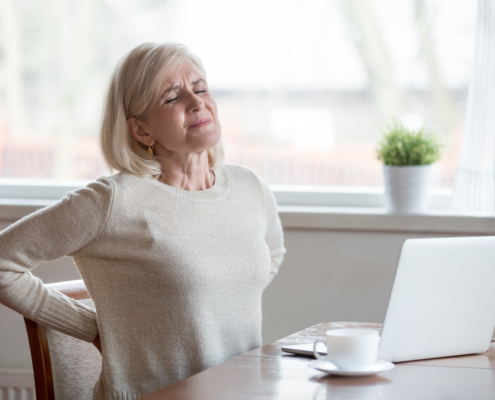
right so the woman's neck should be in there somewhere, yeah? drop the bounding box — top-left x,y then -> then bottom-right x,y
156,153 -> 214,191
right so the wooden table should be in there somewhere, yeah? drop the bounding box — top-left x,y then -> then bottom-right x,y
139,322 -> 495,400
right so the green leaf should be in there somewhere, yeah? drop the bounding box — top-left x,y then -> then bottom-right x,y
376,119 -> 444,166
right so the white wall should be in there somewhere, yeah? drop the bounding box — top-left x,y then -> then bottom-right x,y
1,208 -> 494,368
261,228 -> 461,345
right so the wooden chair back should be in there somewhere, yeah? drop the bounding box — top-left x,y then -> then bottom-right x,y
24,279 -> 101,400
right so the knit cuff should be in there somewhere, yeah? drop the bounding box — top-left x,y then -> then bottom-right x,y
35,292 -> 99,342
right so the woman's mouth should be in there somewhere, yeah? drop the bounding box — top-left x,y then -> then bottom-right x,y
189,118 -> 211,128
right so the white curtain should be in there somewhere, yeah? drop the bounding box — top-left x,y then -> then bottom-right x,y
452,0 -> 495,213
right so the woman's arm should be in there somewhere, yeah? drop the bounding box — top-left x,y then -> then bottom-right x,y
259,178 -> 286,287
0,177 -> 114,342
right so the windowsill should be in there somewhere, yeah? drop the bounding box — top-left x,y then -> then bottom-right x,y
0,179 -> 493,234
1,198 -> 494,235
278,206 -> 495,234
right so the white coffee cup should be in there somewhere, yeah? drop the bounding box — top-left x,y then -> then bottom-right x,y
313,328 -> 379,371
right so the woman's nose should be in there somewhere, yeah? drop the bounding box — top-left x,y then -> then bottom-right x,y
187,91 -> 205,112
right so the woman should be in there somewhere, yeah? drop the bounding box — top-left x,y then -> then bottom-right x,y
0,42 -> 286,399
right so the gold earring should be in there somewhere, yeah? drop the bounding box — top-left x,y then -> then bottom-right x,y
148,146 -> 153,156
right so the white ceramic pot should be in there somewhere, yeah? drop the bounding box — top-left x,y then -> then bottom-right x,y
383,165 -> 432,214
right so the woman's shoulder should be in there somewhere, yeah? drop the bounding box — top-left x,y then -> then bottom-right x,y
69,170 -> 142,202
221,163 -> 270,196
222,163 -> 262,181
89,170 -> 146,190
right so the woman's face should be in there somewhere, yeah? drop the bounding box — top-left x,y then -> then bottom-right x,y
134,59 -> 221,157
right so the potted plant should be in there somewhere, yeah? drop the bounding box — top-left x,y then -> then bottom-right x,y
376,120 -> 443,214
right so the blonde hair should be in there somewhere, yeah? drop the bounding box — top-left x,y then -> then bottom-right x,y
100,42 -> 224,178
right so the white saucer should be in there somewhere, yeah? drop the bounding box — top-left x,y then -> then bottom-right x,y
308,360 -> 395,377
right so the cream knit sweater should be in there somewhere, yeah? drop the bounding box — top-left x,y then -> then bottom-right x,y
0,163 -> 286,400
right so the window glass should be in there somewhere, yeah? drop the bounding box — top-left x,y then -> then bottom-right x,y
0,0 -> 476,187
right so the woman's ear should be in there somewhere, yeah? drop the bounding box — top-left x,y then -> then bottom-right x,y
127,117 -> 154,146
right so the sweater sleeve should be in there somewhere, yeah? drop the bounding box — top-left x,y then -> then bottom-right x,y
0,177 -> 114,342
258,177 -> 286,287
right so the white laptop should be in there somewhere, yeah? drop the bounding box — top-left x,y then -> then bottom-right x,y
282,236 -> 495,362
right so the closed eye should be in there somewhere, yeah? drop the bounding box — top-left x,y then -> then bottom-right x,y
165,90 -> 207,104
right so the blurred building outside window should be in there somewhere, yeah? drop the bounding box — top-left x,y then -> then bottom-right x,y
0,0 -> 476,200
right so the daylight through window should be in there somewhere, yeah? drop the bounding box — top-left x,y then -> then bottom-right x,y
0,0 -> 476,188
